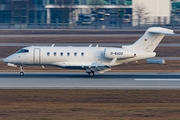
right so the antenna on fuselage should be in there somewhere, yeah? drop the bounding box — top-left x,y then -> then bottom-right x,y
89,44 -> 92,47
51,44 -> 55,47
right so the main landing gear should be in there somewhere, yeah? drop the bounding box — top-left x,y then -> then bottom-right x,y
20,65 -> 24,76
88,71 -> 94,77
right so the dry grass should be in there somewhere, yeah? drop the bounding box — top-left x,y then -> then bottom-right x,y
0,90 -> 180,120
0,36 -> 180,43
0,36 -> 138,43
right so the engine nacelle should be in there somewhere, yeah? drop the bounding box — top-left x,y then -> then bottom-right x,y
104,48 -> 135,59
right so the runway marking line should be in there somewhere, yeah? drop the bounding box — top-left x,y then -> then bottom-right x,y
134,79 -> 180,81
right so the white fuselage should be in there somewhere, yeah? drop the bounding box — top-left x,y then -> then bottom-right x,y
3,46 -> 156,70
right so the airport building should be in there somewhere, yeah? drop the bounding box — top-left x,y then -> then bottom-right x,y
0,0 -> 173,28
132,0 -> 171,26
171,0 -> 180,24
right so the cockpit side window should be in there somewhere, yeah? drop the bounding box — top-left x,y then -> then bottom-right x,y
17,49 -> 29,53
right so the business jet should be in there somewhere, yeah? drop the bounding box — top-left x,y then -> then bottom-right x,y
3,27 -> 174,76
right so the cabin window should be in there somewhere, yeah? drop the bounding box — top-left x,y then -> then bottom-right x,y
47,52 -> 50,56
81,52 -> 84,56
60,52 -> 63,56
54,52 -> 57,56
67,52 -> 70,56
74,52 -> 77,56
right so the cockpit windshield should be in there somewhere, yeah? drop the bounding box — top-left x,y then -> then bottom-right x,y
16,49 -> 29,53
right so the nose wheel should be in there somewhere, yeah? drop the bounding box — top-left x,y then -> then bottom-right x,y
20,72 -> 24,76
20,65 -> 24,76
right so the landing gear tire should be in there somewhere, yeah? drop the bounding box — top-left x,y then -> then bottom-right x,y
20,72 -> 24,76
88,71 -> 94,77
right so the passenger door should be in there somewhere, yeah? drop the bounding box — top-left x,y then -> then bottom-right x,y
33,48 -> 40,64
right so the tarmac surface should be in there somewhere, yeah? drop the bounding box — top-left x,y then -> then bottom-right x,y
1,72 -> 180,89
0,34 -> 178,37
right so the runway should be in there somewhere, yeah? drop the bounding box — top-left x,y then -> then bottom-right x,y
1,72 -> 180,89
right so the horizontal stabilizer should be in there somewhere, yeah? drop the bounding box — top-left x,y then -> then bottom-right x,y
148,27 -> 174,34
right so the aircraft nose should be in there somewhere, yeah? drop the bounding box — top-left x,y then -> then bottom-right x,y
3,57 -> 9,63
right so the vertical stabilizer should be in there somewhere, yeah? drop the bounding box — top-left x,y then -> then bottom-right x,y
122,27 -> 174,52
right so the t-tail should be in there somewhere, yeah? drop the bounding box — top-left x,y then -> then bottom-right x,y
122,27 -> 174,52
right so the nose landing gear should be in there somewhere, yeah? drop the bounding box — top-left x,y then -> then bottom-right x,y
20,65 -> 24,76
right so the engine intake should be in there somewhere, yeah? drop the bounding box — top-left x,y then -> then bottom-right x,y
104,48 -> 134,59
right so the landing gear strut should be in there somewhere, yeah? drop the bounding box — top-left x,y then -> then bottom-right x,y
88,71 -> 94,77
20,65 -> 24,76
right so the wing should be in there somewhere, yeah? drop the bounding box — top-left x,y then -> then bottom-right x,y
85,62 -> 111,73
51,62 -> 111,73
